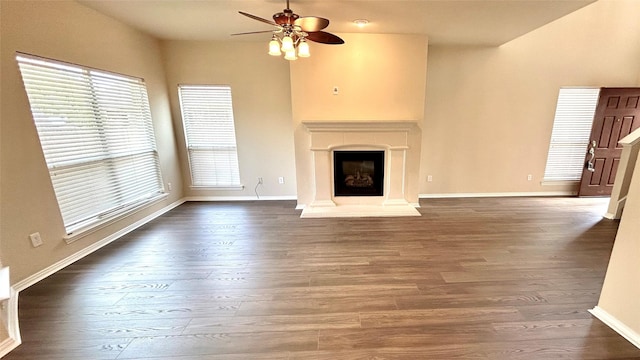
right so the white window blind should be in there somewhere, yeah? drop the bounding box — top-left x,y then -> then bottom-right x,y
16,54 -> 164,234
178,85 -> 241,187
543,88 -> 600,182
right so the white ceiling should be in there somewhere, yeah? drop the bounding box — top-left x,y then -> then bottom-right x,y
77,0 -> 596,46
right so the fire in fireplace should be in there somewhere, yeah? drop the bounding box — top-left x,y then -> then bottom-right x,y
333,151 -> 384,196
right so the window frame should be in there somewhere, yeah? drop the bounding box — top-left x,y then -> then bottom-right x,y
16,53 -> 167,240
543,87 -> 600,184
178,84 -> 242,189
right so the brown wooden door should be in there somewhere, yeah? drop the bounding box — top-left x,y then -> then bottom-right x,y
579,88 -> 640,196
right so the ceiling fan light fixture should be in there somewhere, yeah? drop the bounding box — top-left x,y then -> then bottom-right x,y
268,36 -> 282,56
297,40 -> 310,57
281,35 -> 294,52
235,1 -> 344,61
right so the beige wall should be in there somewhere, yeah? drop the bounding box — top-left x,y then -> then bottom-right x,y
0,0 -> 183,283
161,41 -> 297,198
421,0 -> 640,195
290,33 -> 429,206
597,150 -> 640,336
290,33 -> 429,122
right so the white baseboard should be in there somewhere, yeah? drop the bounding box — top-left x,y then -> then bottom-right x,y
185,195 -> 297,202
419,191 -> 576,199
0,288 -> 21,358
0,337 -> 19,359
589,306 -> 640,349
13,198 -> 185,292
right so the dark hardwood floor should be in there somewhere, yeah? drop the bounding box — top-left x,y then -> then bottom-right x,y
6,197 -> 640,359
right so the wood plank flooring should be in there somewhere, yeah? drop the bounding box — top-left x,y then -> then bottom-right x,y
6,197 -> 640,359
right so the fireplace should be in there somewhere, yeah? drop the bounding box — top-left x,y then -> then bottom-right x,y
300,120 -> 421,218
333,151 -> 384,196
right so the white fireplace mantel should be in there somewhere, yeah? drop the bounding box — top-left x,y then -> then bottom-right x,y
302,120 -> 420,133
301,120 -> 421,218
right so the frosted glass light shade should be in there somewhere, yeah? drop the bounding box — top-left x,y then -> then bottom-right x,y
268,39 -> 281,56
297,41 -> 310,57
281,36 -> 294,52
284,49 -> 297,61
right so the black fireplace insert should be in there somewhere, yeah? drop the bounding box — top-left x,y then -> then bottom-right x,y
333,151 -> 384,196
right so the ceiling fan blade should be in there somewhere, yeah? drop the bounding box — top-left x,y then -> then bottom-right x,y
231,30 -> 275,36
305,31 -> 344,45
294,16 -> 329,32
239,11 -> 278,26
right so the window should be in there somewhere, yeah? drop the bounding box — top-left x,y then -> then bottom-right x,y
17,54 -> 165,235
178,85 -> 241,188
543,88 -> 600,182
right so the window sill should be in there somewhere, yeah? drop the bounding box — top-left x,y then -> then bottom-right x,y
541,180 -> 579,186
190,185 -> 245,191
63,193 -> 169,244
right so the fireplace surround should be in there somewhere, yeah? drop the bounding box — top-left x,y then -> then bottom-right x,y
300,120 -> 421,218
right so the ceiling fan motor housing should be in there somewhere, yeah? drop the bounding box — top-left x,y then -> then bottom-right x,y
274,9 -> 298,25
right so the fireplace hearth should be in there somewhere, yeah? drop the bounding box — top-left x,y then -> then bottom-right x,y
334,151 -> 384,196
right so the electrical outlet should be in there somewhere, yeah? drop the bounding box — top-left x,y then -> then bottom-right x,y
527,174 -> 533,181
167,182 -> 172,191
278,177 -> 285,184
29,232 -> 43,248
258,177 -> 263,185
427,175 -> 433,182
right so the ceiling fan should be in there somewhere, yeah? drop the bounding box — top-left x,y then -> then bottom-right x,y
232,0 -> 344,60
